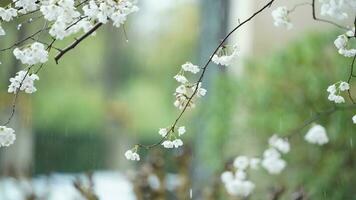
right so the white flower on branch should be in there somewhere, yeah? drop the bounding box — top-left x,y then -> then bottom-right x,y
8,70 -> 39,94
221,171 -> 234,184
0,25 -> 5,36
178,126 -> 186,136
353,115 -> 356,124
14,0 -> 38,14
181,62 -> 200,74
162,139 -> 183,149
233,156 -> 250,170
305,124 -> 329,145
13,42 -> 48,65
339,81 -> 350,91
261,147 -> 287,174
224,179 -> 255,197
327,82 -> 348,103
174,74 -> 188,84
319,0 -> 348,20
158,128 -> 168,137
268,134 -> 290,154
174,82 -> 207,110
83,0 -> 138,27
334,28 -> 356,57
271,6 -> 293,30
124,149 -> 140,161
212,45 -> 238,66
0,126 -> 16,148
0,7 -> 18,22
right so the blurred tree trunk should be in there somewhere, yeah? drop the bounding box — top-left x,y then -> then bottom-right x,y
191,0 -> 230,198
102,26 -> 130,170
0,27 -> 34,177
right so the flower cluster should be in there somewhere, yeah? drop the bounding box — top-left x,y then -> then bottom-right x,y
334,27 -> 356,57
0,126 -> 16,148
83,0 -> 139,28
0,7 -> 17,22
160,126 -> 185,149
0,0 -> 138,40
327,81 -> 349,103
221,156 -> 257,197
125,149 -> 140,161
13,42 -> 49,65
8,70 -> 39,94
319,0 -> 355,20
221,135 -> 289,197
173,62 -> 206,110
304,124 -> 329,145
262,135 -> 289,174
271,6 -> 293,30
212,45 -> 239,66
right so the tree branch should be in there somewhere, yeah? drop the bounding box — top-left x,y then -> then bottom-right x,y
54,23 -> 103,64
311,0 -> 348,30
137,0 -> 276,149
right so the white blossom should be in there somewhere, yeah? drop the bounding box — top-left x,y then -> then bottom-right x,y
0,25 -> 5,36
352,115 -> 356,124
235,170 -> 247,180
327,82 -> 346,104
261,147 -> 286,174
178,126 -> 186,136
0,7 -> 18,22
212,45 -> 238,66
233,156 -> 249,170
221,171 -> 234,183
271,6 -> 293,29
175,85 -> 187,94
0,126 -> 16,148
172,139 -> 183,148
334,28 -> 356,57
268,134 -> 290,154
319,0 -> 348,20
13,42 -> 48,65
174,74 -> 188,84
124,149 -> 140,161
224,179 -> 255,197
158,128 -> 168,137
162,140 -> 174,148
339,82 -> 350,91
181,62 -> 200,74
263,148 -> 281,159
261,156 -> 286,174
14,0 -> 38,14
162,139 -> 183,148
8,70 -> 39,94
174,82 -> 206,110
327,84 -> 337,94
305,124 -> 329,145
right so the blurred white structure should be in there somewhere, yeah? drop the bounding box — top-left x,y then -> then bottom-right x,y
0,172 -> 136,200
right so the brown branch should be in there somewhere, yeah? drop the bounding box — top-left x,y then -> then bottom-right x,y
347,55 -> 356,104
137,0 -> 276,149
54,23 -> 103,64
0,28 -> 50,52
311,0 -> 348,30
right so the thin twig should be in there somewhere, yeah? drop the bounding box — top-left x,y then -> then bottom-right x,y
54,23 -> 103,64
287,104 -> 356,138
311,0 -> 348,30
137,0 -> 276,149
